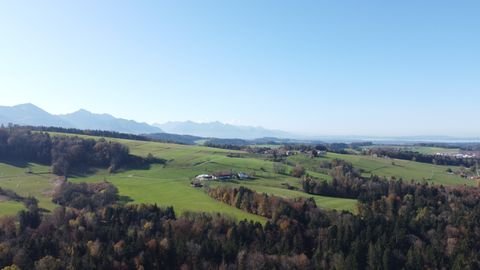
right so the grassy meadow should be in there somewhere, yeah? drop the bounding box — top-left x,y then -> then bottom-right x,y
407,146 -> 460,155
0,201 -> 25,216
68,138 -> 358,219
288,152 -> 472,186
0,132 -> 473,219
0,162 -> 58,212
362,145 -> 460,155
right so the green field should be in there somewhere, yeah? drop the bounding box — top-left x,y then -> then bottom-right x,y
362,145 -> 460,155
67,137 -> 358,219
69,167 -> 266,223
407,146 -> 460,155
0,200 -> 25,216
1,133 -> 471,219
0,133 -> 358,219
249,144 -> 283,149
288,152 -> 472,186
0,162 -> 58,211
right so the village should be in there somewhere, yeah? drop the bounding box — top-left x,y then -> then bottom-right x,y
434,151 -> 479,159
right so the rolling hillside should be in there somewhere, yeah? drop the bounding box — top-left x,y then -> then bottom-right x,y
287,152 -> 473,186
0,132 -> 356,219
1,131 -> 475,219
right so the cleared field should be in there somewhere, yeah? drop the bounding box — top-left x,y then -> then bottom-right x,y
249,144 -> 283,149
0,200 -> 25,216
288,152 -> 472,186
0,132 -> 358,219
408,146 -> 460,155
362,145 -> 460,155
2,132 -> 471,220
0,162 -> 58,211
68,139 -> 357,218
70,166 -> 266,223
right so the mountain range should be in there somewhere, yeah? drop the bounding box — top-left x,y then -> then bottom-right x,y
155,121 -> 294,139
0,104 -> 292,139
0,103 -> 162,134
4,103 -> 475,143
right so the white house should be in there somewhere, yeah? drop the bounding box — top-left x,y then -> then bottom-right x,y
237,172 -> 250,180
195,174 -> 213,181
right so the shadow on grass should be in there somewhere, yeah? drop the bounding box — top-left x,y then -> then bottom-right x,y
65,156 -> 169,179
118,195 -> 134,206
0,158 -> 30,168
391,163 -> 406,168
120,155 -> 169,171
68,167 -> 100,178
122,162 -> 152,171
366,166 -> 390,173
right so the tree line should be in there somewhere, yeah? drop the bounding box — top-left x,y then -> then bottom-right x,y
416,142 -> 480,152
21,125 -> 152,142
0,127 -> 160,176
8,125 -> 200,145
301,159 -> 400,201
365,148 -> 478,167
208,183 -> 480,269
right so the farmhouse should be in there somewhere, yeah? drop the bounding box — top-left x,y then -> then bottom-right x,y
213,171 -> 235,180
286,151 -> 296,156
195,174 -> 213,181
237,172 -> 251,180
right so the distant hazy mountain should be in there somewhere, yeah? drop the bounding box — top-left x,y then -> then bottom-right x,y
0,103 -> 73,128
147,133 -> 204,145
0,103 -> 162,134
155,121 -> 293,140
59,109 -> 162,134
0,114 -> 11,125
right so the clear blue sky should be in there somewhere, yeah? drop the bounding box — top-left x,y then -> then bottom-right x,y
0,1 -> 478,136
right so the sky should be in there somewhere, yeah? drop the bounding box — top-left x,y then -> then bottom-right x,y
0,1 -> 479,137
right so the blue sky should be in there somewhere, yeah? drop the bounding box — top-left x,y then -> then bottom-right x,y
0,1 -> 479,136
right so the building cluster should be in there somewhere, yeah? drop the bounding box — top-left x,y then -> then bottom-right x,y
191,171 -> 252,187
434,152 -> 478,159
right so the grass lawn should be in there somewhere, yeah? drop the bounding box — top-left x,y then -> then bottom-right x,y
323,153 -> 471,186
0,200 -> 25,216
408,146 -> 460,155
0,132 -> 361,219
362,145 -> 460,155
0,162 -> 58,211
54,132 -> 357,210
70,166 -> 266,223
3,132 -> 471,221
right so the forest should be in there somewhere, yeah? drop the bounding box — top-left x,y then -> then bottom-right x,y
0,127 -> 160,176
23,125 -> 153,143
